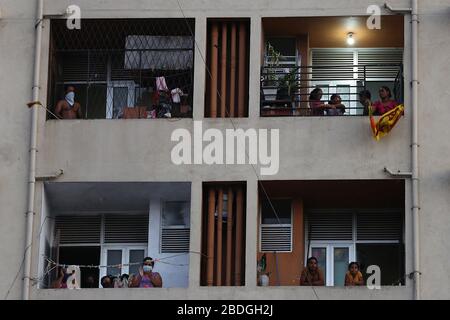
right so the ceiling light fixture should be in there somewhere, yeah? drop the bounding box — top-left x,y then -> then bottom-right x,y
347,32 -> 355,46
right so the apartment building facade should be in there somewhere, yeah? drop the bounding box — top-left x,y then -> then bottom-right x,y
0,0 -> 449,300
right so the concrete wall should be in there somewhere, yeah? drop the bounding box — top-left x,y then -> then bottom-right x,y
148,197 -> 189,288
0,0 -> 449,300
0,0 -> 39,300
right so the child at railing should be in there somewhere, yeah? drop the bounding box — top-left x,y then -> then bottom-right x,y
359,90 -> 372,116
326,94 -> 346,116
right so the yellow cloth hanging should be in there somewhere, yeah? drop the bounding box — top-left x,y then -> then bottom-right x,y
370,104 -> 405,141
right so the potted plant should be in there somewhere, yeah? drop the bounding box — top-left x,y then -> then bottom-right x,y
261,43 -> 281,102
276,66 -> 300,104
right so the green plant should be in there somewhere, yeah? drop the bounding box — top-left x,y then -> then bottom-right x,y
265,42 -> 281,84
278,66 -> 299,100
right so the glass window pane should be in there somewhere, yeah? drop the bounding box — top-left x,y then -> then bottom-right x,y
334,247 -> 349,286
113,87 -> 128,118
261,199 -> 291,224
163,202 -> 190,227
311,247 -> 327,282
106,250 -> 122,277
129,250 -> 145,277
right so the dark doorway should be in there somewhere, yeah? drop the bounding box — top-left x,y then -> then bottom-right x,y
59,246 -> 101,288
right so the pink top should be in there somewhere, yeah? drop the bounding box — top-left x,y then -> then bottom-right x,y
138,272 -> 161,288
372,100 -> 397,115
309,100 -> 324,116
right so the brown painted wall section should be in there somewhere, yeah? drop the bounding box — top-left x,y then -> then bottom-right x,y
257,198 -> 305,286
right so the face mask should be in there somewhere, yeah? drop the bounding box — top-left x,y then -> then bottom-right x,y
65,92 -> 75,107
143,265 -> 153,273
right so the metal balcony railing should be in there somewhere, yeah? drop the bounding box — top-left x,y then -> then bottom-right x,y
260,63 -> 403,117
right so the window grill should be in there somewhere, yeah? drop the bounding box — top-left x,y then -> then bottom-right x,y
48,19 -> 195,120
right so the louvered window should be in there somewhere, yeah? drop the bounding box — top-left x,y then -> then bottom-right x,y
307,212 -> 353,241
358,49 -> 403,79
312,50 -> 355,80
104,214 -> 149,244
356,211 -> 403,241
161,201 -> 190,253
311,49 -> 402,80
261,225 -> 292,252
260,199 -> 292,252
307,210 -> 403,242
55,215 -> 101,244
54,214 -> 148,245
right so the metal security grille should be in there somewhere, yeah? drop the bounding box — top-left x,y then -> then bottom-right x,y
55,215 -> 101,244
356,211 -> 403,241
160,228 -> 190,253
307,212 -> 353,241
49,19 -> 195,120
104,214 -> 149,244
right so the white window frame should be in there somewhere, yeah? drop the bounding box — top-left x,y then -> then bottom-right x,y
100,245 -> 147,279
308,242 -> 355,286
160,200 -> 191,253
106,80 -> 138,119
259,198 -> 293,253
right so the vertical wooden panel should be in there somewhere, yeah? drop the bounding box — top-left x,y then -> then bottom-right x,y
216,188 -> 224,285
237,22 -> 247,117
220,24 -> 228,118
207,188 -> 216,286
234,186 -> 244,285
210,23 -> 219,118
225,187 -> 234,285
229,23 -> 237,118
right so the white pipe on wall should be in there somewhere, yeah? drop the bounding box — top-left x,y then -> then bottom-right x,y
384,0 -> 421,300
411,0 -> 421,301
23,0 -> 44,300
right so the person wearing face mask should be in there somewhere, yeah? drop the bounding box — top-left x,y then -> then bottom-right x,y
130,257 -> 163,288
55,86 -> 82,119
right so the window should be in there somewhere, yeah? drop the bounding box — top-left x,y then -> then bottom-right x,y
160,201 -> 190,253
260,199 -> 292,252
102,246 -> 147,278
306,210 -> 404,286
54,214 -> 149,285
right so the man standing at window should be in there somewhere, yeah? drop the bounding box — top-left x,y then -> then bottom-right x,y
300,257 -> 325,286
55,86 -> 82,119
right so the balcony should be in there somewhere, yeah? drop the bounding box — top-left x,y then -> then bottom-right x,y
48,19 -> 195,120
261,16 -> 405,117
261,62 -> 404,117
257,180 -> 406,287
39,182 -> 191,289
